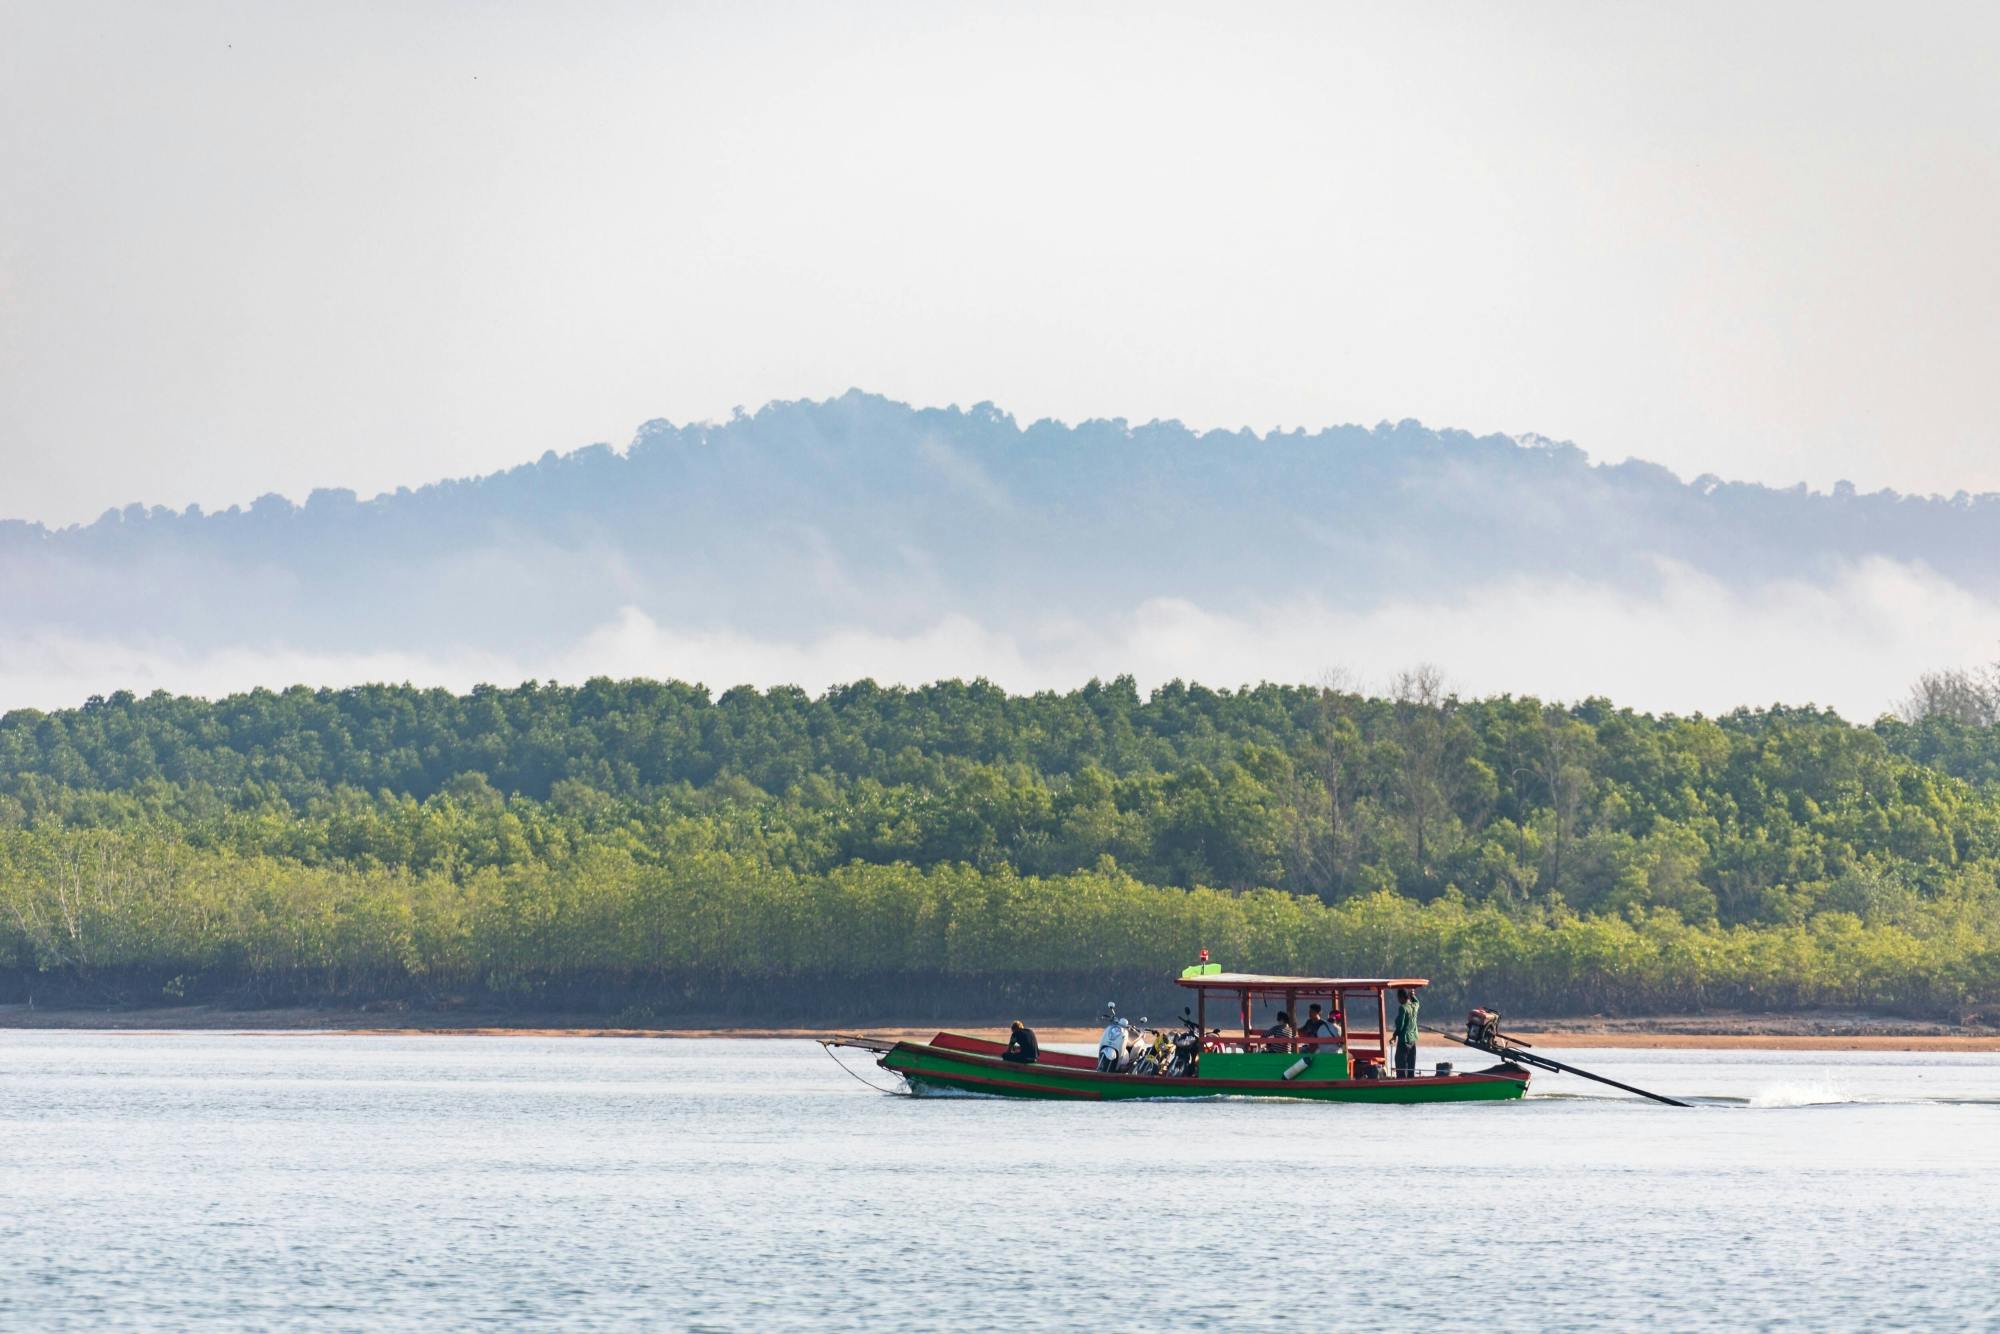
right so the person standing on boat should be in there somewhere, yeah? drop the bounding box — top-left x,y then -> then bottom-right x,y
1393,989 -> 1420,1077
1096,1006 -> 1128,1073
1002,1020 -> 1039,1065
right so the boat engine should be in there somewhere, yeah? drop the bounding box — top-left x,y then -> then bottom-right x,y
1466,1007 -> 1503,1048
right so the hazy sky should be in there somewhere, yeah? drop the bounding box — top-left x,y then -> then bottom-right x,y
4,1 -> 1997,525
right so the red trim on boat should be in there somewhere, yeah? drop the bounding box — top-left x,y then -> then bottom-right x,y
928,1031 -> 1098,1070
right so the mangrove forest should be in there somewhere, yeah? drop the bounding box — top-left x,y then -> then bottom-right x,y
1,675 -> 1997,1021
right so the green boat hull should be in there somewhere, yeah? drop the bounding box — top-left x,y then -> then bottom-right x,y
880,1043 -> 1529,1103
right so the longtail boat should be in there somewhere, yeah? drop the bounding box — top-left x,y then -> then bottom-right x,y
829,970 -> 1531,1104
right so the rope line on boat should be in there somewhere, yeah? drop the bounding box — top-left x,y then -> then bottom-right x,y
819,1039 -> 908,1096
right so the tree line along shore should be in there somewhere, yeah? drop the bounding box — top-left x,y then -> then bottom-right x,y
1,676 -> 1997,1023
2,1010 -> 1993,1051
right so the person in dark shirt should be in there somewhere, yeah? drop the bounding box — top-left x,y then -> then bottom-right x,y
1394,989 -> 1420,1077
1002,1020 -> 1039,1064
1298,1003 -> 1343,1048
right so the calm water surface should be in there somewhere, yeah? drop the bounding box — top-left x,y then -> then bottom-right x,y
1,1033 -> 1997,1331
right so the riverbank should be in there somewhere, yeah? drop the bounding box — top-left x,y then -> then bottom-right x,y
3,1004 -> 1997,1050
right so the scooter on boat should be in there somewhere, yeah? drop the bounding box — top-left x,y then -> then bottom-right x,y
1129,1023 -> 1174,1075
1117,1017 -> 1159,1072
1135,1009 -> 1209,1078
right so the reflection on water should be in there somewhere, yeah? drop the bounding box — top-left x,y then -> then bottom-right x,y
2,1034 -> 1997,1330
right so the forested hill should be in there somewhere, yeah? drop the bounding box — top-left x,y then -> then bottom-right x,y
5,392 -> 2000,694
4,678 -> 1999,1021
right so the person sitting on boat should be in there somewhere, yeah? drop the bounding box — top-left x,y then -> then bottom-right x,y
1002,1020 -> 1039,1065
1298,1004 -> 1342,1048
1394,988 -> 1420,1077
1261,1010 -> 1296,1052
1096,1008 -> 1129,1073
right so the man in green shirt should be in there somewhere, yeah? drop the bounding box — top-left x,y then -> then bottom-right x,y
1393,989 -> 1419,1077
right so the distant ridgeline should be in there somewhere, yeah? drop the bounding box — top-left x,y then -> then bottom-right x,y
2,678 -> 1997,1020
5,391 -> 2000,659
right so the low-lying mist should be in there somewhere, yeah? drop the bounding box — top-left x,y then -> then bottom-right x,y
5,556 -> 1990,717
7,393 -> 1997,715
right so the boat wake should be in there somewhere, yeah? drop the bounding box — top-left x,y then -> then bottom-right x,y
910,1086 -> 999,1099
1672,1088 -> 2000,1109
1744,1080 -> 1853,1108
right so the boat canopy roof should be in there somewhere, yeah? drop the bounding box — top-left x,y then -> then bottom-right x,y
1174,973 -> 1429,992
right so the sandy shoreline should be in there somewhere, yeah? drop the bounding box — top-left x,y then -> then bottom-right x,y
2,1005 -> 1997,1050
